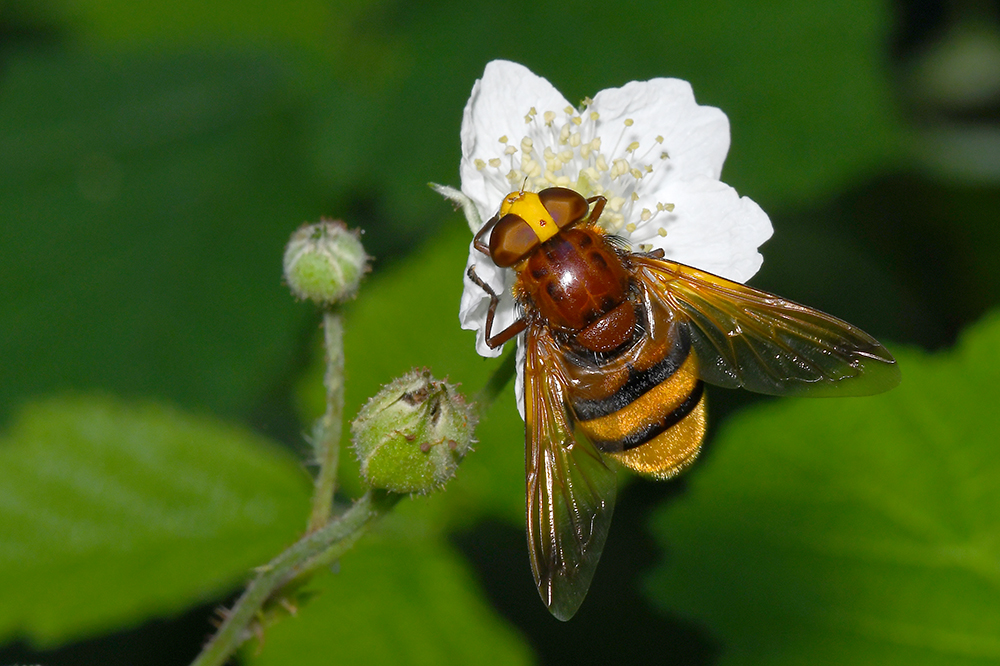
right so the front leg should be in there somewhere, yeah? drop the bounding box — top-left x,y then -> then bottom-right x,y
467,264 -> 527,348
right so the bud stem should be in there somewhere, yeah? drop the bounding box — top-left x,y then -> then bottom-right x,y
190,490 -> 401,666
308,310 -> 345,532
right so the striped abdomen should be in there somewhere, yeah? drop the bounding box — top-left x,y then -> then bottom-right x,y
563,306 -> 706,480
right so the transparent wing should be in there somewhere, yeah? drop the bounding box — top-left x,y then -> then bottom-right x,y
524,323 -> 617,621
633,256 -> 901,397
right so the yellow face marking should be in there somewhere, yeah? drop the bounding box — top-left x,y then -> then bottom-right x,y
500,191 -> 558,243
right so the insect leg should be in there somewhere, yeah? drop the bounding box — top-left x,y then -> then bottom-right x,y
584,195 -> 608,226
467,264 -> 528,348
473,215 -> 501,256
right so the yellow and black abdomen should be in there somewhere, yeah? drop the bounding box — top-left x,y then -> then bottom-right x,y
566,321 -> 706,480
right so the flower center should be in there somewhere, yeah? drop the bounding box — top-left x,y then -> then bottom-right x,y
472,101 -> 676,248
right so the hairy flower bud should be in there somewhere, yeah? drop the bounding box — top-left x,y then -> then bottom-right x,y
283,219 -> 369,305
352,369 -> 476,494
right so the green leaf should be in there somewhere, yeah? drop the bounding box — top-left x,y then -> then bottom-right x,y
245,531 -> 534,666
646,310 -> 1000,665
0,50 -> 323,420
0,396 -> 311,647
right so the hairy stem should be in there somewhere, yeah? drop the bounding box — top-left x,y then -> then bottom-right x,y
190,490 -> 400,666
308,310 -> 345,532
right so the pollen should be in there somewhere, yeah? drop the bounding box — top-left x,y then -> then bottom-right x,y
484,103 -> 676,241
658,227 -> 668,237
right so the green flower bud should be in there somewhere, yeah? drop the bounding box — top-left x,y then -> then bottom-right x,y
283,219 -> 370,305
352,369 -> 477,494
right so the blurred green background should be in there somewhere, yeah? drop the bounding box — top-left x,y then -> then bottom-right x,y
2,0 -> 1000,664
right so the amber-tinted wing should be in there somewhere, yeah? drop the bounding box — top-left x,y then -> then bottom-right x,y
633,256 -> 900,397
524,322 -> 617,621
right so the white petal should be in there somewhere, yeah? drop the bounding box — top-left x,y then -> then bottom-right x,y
592,78 -> 729,182
460,60 -> 571,221
513,339 -> 526,419
641,176 -> 773,283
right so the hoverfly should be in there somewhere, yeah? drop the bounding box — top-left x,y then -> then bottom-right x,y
466,186 -> 900,621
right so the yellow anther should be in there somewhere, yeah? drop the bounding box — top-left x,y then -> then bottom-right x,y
499,135 -> 508,144
626,141 -> 640,153
660,151 -> 669,160
506,169 -> 521,182
504,145 -> 517,156
564,106 -> 575,115
521,137 -> 534,152
595,155 -> 609,171
569,132 -> 581,147
631,192 -> 640,201
655,135 -> 664,143
558,149 -> 574,163
529,107 -> 537,115
571,116 -> 582,126
474,159 -> 486,170
626,222 -> 637,233
608,196 -> 625,212
663,203 -> 675,212
658,227 -> 668,237
641,208 -> 652,221
624,118 -> 634,127
645,165 -> 653,173
590,137 -> 602,151
559,124 -> 571,143
544,111 -> 556,125
590,111 -> 600,121
582,96 -> 594,106
630,168 -> 643,179
488,158 -> 501,168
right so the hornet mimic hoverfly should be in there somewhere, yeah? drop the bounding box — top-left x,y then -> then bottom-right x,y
466,186 -> 900,621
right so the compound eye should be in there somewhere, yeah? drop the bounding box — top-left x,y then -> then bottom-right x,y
489,213 -> 539,267
538,187 -> 589,229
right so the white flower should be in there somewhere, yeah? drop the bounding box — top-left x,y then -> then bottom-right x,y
440,60 -> 773,418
